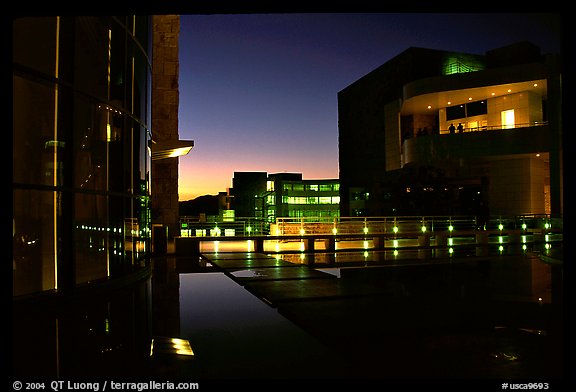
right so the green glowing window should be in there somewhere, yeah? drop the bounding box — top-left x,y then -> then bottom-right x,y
442,55 -> 484,76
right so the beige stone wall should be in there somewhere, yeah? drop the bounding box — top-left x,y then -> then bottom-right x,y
151,15 -> 180,239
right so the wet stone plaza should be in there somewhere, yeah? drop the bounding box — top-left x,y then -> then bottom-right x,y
148,240 -> 564,385
13,242 -> 564,388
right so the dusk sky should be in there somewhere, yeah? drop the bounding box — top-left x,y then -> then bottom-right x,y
177,12 -> 563,201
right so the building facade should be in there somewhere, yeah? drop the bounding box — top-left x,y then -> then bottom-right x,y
338,42 -> 562,219
12,15 -> 184,377
231,171 -> 340,224
13,16 -> 154,297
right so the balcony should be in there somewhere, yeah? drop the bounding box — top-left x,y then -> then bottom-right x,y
403,122 -> 549,165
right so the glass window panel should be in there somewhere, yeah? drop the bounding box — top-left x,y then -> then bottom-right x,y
13,17 -> 57,77
13,76 -> 58,186
446,104 -> 466,121
466,100 -> 487,117
13,188 -> 58,296
74,193 -> 109,284
74,17 -> 110,102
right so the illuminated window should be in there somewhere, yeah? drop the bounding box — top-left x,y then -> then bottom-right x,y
501,109 -> 515,129
442,55 -> 485,75
266,180 -> 274,192
308,184 -> 319,191
222,210 -> 234,222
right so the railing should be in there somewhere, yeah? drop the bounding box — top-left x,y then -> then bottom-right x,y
179,216 -> 270,236
439,121 -> 548,135
273,215 -> 559,236
173,215 -> 562,256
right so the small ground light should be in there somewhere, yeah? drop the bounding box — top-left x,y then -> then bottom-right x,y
448,224 -> 454,232
332,227 -> 338,235
449,247 -> 454,255
421,225 -> 426,233
300,228 -> 305,235
498,223 -> 504,230
246,226 -> 252,234
363,227 -> 369,234
393,226 -> 399,233
521,223 -> 527,230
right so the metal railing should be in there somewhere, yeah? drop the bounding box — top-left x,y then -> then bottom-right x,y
273,214 -> 559,236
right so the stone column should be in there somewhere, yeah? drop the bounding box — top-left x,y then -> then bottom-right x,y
151,15 -> 180,239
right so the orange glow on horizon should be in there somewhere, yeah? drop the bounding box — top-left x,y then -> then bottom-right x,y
177,154 -> 338,201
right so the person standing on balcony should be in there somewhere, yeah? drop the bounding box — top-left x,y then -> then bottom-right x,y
457,123 -> 464,133
449,123 -> 456,134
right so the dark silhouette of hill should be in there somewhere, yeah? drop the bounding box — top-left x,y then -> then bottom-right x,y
179,194 -> 219,216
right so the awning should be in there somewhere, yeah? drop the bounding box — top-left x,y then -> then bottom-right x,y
149,139 -> 194,160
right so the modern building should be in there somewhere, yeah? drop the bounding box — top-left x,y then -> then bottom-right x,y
12,15 -> 189,377
231,171 -> 340,224
338,42 -> 562,219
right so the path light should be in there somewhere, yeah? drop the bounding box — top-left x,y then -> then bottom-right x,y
448,224 -> 454,232
332,227 -> 338,235
421,225 -> 427,233
498,223 -> 504,231
393,226 -> 399,233
363,227 -> 369,235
